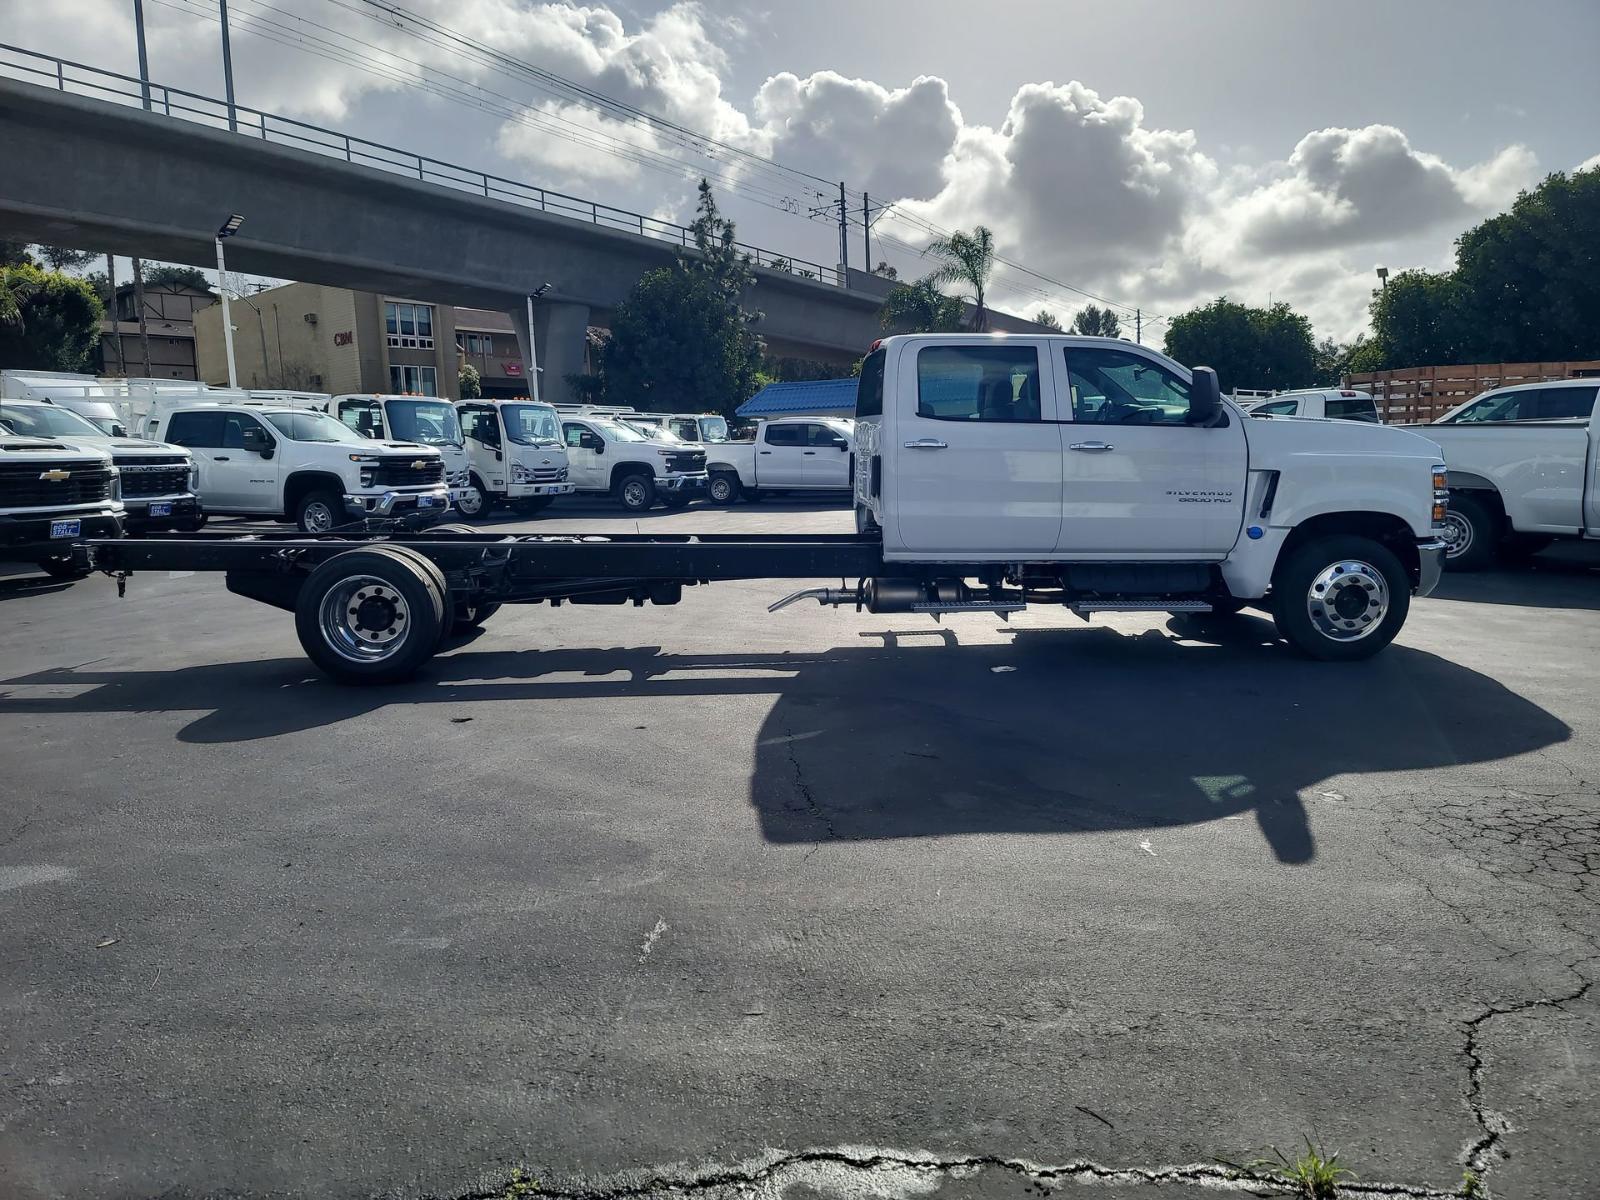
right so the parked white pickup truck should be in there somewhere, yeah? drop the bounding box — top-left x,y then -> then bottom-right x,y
145,402 -> 449,531
704,416 -> 854,504
1419,378 -> 1600,569
0,435 -> 123,578
559,410 -> 707,511
1242,389 -> 1380,423
850,335 -> 1448,660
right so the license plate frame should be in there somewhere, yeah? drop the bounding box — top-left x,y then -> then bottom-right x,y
417,495 -> 438,508
49,519 -> 81,539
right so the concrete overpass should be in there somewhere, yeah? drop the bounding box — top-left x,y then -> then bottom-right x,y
0,75 -> 1044,402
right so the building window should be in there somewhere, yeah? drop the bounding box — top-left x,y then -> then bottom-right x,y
459,332 -> 494,356
388,365 -> 438,396
385,301 -> 435,350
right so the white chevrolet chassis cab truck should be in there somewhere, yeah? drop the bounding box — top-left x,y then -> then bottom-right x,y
81,335 -> 1448,682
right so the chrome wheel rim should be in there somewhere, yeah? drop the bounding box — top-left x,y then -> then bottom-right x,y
302,501 -> 335,533
623,479 -> 648,508
1305,559 -> 1389,642
319,574 -> 411,662
1440,510 -> 1473,560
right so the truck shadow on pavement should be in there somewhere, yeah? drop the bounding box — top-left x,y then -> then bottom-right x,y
0,613 -> 1568,864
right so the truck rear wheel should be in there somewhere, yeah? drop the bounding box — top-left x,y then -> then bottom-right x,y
616,472 -> 656,512
1271,535 -> 1410,662
1439,493 -> 1500,571
294,547 -> 444,684
708,472 -> 739,505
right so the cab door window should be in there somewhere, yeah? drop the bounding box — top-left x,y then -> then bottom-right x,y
1064,347 -> 1200,426
763,423 -> 805,446
222,413 -> 269,450
165,410 -> 225,447
915,345 -> 1041,421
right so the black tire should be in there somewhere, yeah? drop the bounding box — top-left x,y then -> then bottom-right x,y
742,486 -> 763,503
176,513 -> 209,533
662,493 -> 692,510
39,557 -> 90,581
1440,493 -> 1501,571
456,476 -> 490,519
1498,534 -> 1552,564
1271,535 -> 1411,662
294,547 -> 444,684
615,472 -> 656,512
708,472 -> 739,505
383,545 -> 454,647
295,489 -> 344,534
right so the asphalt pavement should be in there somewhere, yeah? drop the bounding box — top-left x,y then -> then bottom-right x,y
0,500 -> 1596,1200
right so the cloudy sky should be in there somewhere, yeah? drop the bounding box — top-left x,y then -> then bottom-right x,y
10,0 -> 1599,342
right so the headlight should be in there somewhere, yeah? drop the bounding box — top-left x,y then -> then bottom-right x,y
511,463 -> 529,483
656,449 -> 675,458
348,453 -> 379,463
557,467 -> 568,482
360,468 -> 375,487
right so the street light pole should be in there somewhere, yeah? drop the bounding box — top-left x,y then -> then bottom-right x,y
219,0 -> 237,132
214,214 -> 244,388
526,282 -> 552,403
1375,264 -> 1389,292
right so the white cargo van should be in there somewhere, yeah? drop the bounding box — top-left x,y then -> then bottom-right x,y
453,398 -> 574,516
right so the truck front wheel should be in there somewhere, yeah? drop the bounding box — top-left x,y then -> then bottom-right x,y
456,477 -> 489,519
294,547 -> 445,684
1439,493 -> 1500,571
1271,535 -> 1410,662
708,472 -> 739,504
296,490 -> 343,533
616,472 -> 656,512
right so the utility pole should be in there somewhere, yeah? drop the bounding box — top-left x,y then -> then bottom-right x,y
1135,308 -> 1141,345
219,0 -> 238,132
105,254 -> 124,375
132,0 -> 151,111
837,182 -> 849,284
131,257 -> 152,376
862,191 -> 871,274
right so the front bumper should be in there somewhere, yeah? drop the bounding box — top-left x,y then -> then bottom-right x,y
343,487 -> 452,518
124,495 -> 202,529
507,480 -> 575,498
1416,537 -> 1446,597
0,508 -> 123,561
656,472 -> 708,493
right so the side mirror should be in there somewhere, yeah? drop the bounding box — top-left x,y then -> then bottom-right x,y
832,437 -> 849,450
241,427 -> 275,456
590,438 -> 605,455
1188,366 -> 1223,427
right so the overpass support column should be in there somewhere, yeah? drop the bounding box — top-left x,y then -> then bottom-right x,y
510,301 -> 590,405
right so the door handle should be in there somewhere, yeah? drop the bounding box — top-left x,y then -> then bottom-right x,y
1068,441 -> 1115,452
902,438 -> 948,449
759,450 -> 772,455
214,455 -> 231,461
802,450 -> 816,455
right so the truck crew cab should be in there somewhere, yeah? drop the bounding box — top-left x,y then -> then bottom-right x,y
146,402 -> 449,531
453,398 -> 575,517
559,410 -> 707,511
0,398 -> 202,531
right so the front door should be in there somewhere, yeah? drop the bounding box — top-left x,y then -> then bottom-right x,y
804,422 -> 852,489
1055,344 -> 1247,556
212,412 -> 281,511
891,339 -> 1063,555
758,423 -> 811,486
562,421 -> 607,490
460,404 -> 504,490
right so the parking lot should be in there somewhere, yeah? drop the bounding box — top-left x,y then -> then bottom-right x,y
1,500 -> 1596,1200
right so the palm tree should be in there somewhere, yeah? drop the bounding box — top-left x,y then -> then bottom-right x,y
923,225 -> 996,331
0,265 -> 39,331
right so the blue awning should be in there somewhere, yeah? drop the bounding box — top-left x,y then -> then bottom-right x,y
737,378 -> 858,418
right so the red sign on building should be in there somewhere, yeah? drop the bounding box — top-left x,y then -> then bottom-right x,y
503,361 -> 523,376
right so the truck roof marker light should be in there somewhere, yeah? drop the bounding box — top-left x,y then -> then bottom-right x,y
868,340 -> 882,353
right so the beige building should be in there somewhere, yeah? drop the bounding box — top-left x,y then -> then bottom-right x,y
194,283 -> 549,400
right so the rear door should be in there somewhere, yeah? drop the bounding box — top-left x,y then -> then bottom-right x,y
1056,344 -> 1247,556
804,422 -> 852,488
758,423 -> 810,486
891,339 -> 1062,555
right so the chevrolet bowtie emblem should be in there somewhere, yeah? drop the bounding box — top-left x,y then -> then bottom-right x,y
411,460 -> 429,469
38,469 -> 71,482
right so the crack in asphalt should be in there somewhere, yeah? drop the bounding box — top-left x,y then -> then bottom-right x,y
1461,977 -> 1595,1180
450,1146 -> 1471,1200
783,721 -> 840,844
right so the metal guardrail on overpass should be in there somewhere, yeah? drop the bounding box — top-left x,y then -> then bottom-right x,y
0,41 -> 841,285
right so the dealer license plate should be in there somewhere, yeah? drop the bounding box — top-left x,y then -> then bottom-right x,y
50,519 -> 81,539
148,502 -> 172,517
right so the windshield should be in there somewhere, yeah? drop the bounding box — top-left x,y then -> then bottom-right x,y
263,411 -> 366,443
0,403 -> 106,439
386,399 -> 463,447
633,420 -> 681,441
697,417 -> 729,442
501,404 -> 561,444
89,416 -> 129,436
590,417 -> 649,442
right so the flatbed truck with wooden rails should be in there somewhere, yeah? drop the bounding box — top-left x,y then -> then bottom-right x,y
73,336 -> 1450,684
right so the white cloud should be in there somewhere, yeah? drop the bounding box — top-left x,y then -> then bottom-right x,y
1578,152 -> 1600,172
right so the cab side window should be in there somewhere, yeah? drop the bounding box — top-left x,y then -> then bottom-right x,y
1065,347 -> 1197,426
563,422 -> 592,448
916,345 -> 1041,422
807,423 -> 847,447
339,399 -> 383,438
764,424 -> 805,446
1253,399 -> 1299,417
165,411 -> 225,447
222,413 -> 267,449
1532,386 -> 1598,420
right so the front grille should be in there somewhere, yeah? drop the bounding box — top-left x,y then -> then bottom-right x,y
529,466 -> 564,482
0,460 -> 113,508
119,466 -> 191,498
373,458 -> 444,487
665,451 -> 705,474
113,454 -> 187,468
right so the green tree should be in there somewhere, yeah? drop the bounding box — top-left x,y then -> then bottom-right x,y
880,278 -> 965,334
1,241 -> 33,267
923,225 -> 996,331
1032,308 -> 1062,330
1071,303 -> 1123,338
1162,296 -> 1317,393
0,262 -> 105,371
141,264 -> 214,292
458,363 -> 482,399
1367,270 -> 1470,370
34,245 -> 98,272
595,179 -> 763,417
